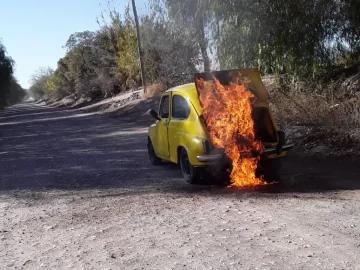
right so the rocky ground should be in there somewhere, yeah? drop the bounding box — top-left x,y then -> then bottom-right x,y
1,102 -> 360,270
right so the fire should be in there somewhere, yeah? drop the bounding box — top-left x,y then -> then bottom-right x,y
196,75 -> 265,187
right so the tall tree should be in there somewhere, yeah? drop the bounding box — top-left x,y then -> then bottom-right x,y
157,0 -> 212,73
211,0 -> 358,77
0,41 -> 25,107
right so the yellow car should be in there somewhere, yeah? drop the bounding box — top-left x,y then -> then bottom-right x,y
147,69 -> 293,184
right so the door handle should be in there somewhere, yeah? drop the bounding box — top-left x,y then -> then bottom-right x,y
164,119 -> 169,126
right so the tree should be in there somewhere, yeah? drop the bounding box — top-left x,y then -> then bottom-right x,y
29,0 -> 360,102
0,41 -> 25,107
154,0 -> 212,72
211,0 -> 360,77
141,14 -> 199,87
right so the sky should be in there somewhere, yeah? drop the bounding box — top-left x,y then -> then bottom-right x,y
0,0 -> 148,89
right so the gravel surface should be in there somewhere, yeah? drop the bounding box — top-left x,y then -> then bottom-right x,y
1,102 -> 360,270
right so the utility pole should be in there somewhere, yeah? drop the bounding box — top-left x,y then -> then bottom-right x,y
131,0 -> 146,96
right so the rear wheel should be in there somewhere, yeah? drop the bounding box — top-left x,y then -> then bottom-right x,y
147,138 -> 162,165
205,165 -> 231,186
179,148 -> 201,184
260,159 -> 282,183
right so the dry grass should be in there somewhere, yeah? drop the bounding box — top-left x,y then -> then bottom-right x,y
269,76 -> 360,150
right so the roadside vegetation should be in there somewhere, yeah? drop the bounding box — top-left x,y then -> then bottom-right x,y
0,41 -> 26,109
29,0 -> 360,149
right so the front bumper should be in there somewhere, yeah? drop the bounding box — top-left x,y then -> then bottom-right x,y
197,148 -> 225,163
197,143 -> 294,162
197,153 -> 224,162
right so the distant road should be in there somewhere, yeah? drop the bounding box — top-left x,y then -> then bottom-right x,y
1,102 -> 360,269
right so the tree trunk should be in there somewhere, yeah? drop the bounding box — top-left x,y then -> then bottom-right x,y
197,17 -> 210,73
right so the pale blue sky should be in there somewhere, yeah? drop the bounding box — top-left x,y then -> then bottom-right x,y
0,0 -> 148,89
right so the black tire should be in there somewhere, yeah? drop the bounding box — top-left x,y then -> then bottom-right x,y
260,159 -> 282,183
179,148 -> 200,184
205,165 -> 231,186
147,138 -> 162,165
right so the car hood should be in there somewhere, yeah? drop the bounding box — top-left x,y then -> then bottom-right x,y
194,68 -> 270,104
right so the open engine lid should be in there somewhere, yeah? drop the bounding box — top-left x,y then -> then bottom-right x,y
194,68 -> 270,102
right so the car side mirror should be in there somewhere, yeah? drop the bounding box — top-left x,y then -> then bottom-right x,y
147,109 -> 161,120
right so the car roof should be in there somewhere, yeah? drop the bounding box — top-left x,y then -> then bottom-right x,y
165,83 -> 202,115
165,83 -> 196,94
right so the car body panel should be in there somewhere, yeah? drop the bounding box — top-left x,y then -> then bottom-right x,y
149,88 -> 208,166
165,83 -> 203,116
153,94 -> 170,157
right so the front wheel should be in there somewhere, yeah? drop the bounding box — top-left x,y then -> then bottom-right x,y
147,138 -> 162,165
179,148 -> 201,184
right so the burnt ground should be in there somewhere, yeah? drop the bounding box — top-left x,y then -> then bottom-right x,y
0,102 -> 360,269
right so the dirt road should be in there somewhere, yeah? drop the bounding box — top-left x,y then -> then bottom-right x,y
1,102 -> 360,269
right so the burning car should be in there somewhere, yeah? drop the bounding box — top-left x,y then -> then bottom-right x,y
147,69 -> 293,187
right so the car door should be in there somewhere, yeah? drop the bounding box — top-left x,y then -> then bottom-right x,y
156,94 -> 170,158
167,94 -> 192,161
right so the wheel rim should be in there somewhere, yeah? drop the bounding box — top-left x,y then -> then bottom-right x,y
181,153 -> 191,176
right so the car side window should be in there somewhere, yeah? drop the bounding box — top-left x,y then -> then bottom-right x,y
172,95 -> 190,119
159,95 -> 169,118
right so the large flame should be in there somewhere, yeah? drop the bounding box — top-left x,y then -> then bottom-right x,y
197,75 -> 265,187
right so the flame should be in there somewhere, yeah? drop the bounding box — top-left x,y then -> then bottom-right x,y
197,75 -> 265,187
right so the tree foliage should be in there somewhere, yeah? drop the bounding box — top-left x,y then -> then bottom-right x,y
157,0 -> 213,72
0,41 -> 26,108
29,67 -> 55,99
141,13 -> 199,87
29,3 -> 200,100
29,0 -> 360,100
211,0 -> 360,77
